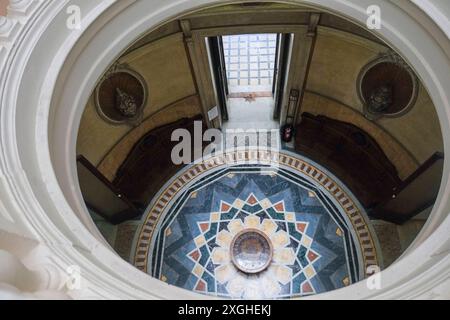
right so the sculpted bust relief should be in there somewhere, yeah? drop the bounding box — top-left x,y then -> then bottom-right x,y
115,88 -> 138,118
95,66 -> 148,126
367,85 -> 393,114
358,53 -> 419,120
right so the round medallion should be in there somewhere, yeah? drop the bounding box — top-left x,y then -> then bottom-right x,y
95,66 -> 148,126
357,53 -> 419,120
230,229 -> 273,274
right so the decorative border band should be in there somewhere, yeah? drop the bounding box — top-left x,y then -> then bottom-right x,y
133,150 -> 379,276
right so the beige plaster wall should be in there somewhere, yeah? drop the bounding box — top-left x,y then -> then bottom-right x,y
305,27 -> 444,175
77,33 -> 200,170
307,28 -> 389,110
379,85 -> 444,164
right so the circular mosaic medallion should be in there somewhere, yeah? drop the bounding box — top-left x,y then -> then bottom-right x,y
230,229 -> 273,274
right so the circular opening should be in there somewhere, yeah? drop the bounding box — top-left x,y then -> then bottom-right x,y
74,2 -> 445,298
31,0 -> 446,300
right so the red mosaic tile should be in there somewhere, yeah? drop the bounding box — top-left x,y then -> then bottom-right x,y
307,251 -> 319,262
274,202 -> 284,212
189,250 -> 200,261
221,202 -> 231,212
195,279 -> 206,292
247,195 -> 257,205
302,282 -> 313,294
296,223 -> 307,233
199,222 -> 210,232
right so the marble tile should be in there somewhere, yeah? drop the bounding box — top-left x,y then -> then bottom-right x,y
244,215 -> 260,228
270,265 -> 293,285
261,219 -> 277,237
211,248 -> 229,265
227,219 -> 244,234
216,230 -> 233,248
272,230 -> 290,248
273,248 -> 296,265
215,264 -> 236,284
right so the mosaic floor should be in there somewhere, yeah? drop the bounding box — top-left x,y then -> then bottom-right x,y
133,150 -> 379,299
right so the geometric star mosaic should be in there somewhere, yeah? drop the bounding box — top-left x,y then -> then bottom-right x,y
188,193 -> 322,299
149,165 -> 363,299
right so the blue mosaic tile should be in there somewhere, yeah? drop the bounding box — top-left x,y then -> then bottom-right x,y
204,223 -> 218,240
198,245 -> 210,267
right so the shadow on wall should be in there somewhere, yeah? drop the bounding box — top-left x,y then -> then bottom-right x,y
0,0 -> 9,16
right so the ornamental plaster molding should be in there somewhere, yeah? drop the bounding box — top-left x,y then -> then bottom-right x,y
0,0 -> 449,299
